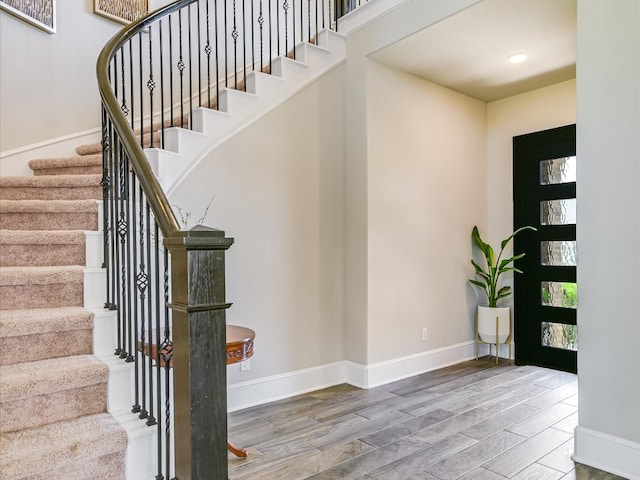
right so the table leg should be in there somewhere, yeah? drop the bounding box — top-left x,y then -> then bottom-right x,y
227,441 -> 247,458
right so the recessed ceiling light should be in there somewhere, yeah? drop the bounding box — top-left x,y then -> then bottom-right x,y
508,53 -> 528,64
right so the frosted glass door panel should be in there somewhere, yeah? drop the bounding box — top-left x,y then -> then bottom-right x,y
541,281 -> 578,309
541,241 -> 577,266
542,322 -> 578,351
540,156 -> 576,185
540,199 -> 576,225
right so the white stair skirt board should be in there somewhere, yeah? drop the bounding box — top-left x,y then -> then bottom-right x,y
227,341 -> 483,412
113,409 -> 158,480
574,426 -> 640,480
163,30 -> 347,195
0,128 -> 102,176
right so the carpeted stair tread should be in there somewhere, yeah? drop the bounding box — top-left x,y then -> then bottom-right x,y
0,230 -> 86,266
0,174 -> 102,200
0,266 -> 84,310
0,265 -> 85,286
0,199 -> 98,231
0,355 -> 109,433
0,199 -> 97,213
0,413 -> 127,480
29,154 -> 102,176
76,130 -> 162,156
0,354 -> 107,402
0,307 -> 92,338
0,308 -> 93,366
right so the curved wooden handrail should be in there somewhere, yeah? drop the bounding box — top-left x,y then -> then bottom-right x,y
95,0 -> 192,238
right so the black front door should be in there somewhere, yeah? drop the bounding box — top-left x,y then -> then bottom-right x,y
513,124 -> 577,373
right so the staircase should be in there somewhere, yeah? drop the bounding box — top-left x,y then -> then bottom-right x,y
0,17 -> 346,478
0,156 -> 127,479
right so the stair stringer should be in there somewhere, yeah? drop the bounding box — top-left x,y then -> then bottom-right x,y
144,29 -> 346,195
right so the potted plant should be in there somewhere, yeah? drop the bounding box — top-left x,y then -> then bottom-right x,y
469,225 -> 536,345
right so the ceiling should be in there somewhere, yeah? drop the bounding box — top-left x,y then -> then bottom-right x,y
369,0 -> 577,102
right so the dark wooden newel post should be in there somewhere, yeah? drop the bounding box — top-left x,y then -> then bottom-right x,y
165,225 -> 234,480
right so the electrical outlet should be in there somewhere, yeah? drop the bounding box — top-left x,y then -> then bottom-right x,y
421,328 -> 428,342
240,359 -> 250,371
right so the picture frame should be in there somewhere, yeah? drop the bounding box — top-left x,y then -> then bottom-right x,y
94,0 -> 149,25
0,0 -> 56,34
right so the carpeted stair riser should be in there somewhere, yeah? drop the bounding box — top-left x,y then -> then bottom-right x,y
0,307 -> 94,366
0,413 -> 127,480
28,155 -> 102,176
0,231 -> 86,267
0,200 -> 98,231
0,266 -> 84,310
0,174 -> 102,201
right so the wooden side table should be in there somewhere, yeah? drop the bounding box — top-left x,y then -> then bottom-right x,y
225,325 -> 255,458
138,325 -> 255,458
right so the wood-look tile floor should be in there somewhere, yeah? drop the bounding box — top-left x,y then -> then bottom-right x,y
227,359 -> 626,480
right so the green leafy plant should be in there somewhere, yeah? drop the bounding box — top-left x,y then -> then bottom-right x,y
469,225 -> 536,307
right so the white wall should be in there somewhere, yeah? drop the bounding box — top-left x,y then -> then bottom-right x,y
366,61 -> 486,363
342,0 -> 482,366
0,1 -> 119,152
168,67 -> 345,388
575,1 -> 640,478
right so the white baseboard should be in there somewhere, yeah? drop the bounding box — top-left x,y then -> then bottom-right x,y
227,361 -> 346,412
349,341 -> 486,389
227,341 -> 484,412
574,426 -> 640,480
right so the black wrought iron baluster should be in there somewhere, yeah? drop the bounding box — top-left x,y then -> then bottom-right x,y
168,15 -> 175,126
138,33 -> 145,149
100,109 -> 112,304
148,25 -> 156,150
161,246 -> 172,480
115,139 -> 126,360
259,0 -> 264,71
251,0 -> 255,71
308,0 -> 311,43
129,41 -> 135,132
131,176 -> 142,416
197,0 -> 202,107
224,0 -> 228,87
178,10 -> 186,126
242,0 -> 247,90
270,0 -> 274,70
136,183 -> 151,421
124,153 -> 135,364
284,1 -> 289,56
159,21 -> 166,148
145,202 -> 157,428
214,0 -> 220,107
187,4 -> 194,125
292,0 -> 296,58
322,0 -> 325,30
315,0 -> 318,44
205,0 -> 212,108
232,0 -> 238,89
153,220 -> 164,479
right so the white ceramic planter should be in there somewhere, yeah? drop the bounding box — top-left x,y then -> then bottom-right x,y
477,306 -> 511,344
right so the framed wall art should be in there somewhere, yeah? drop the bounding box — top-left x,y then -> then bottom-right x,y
94,0 -> 149,25
0,0 -> 56,33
